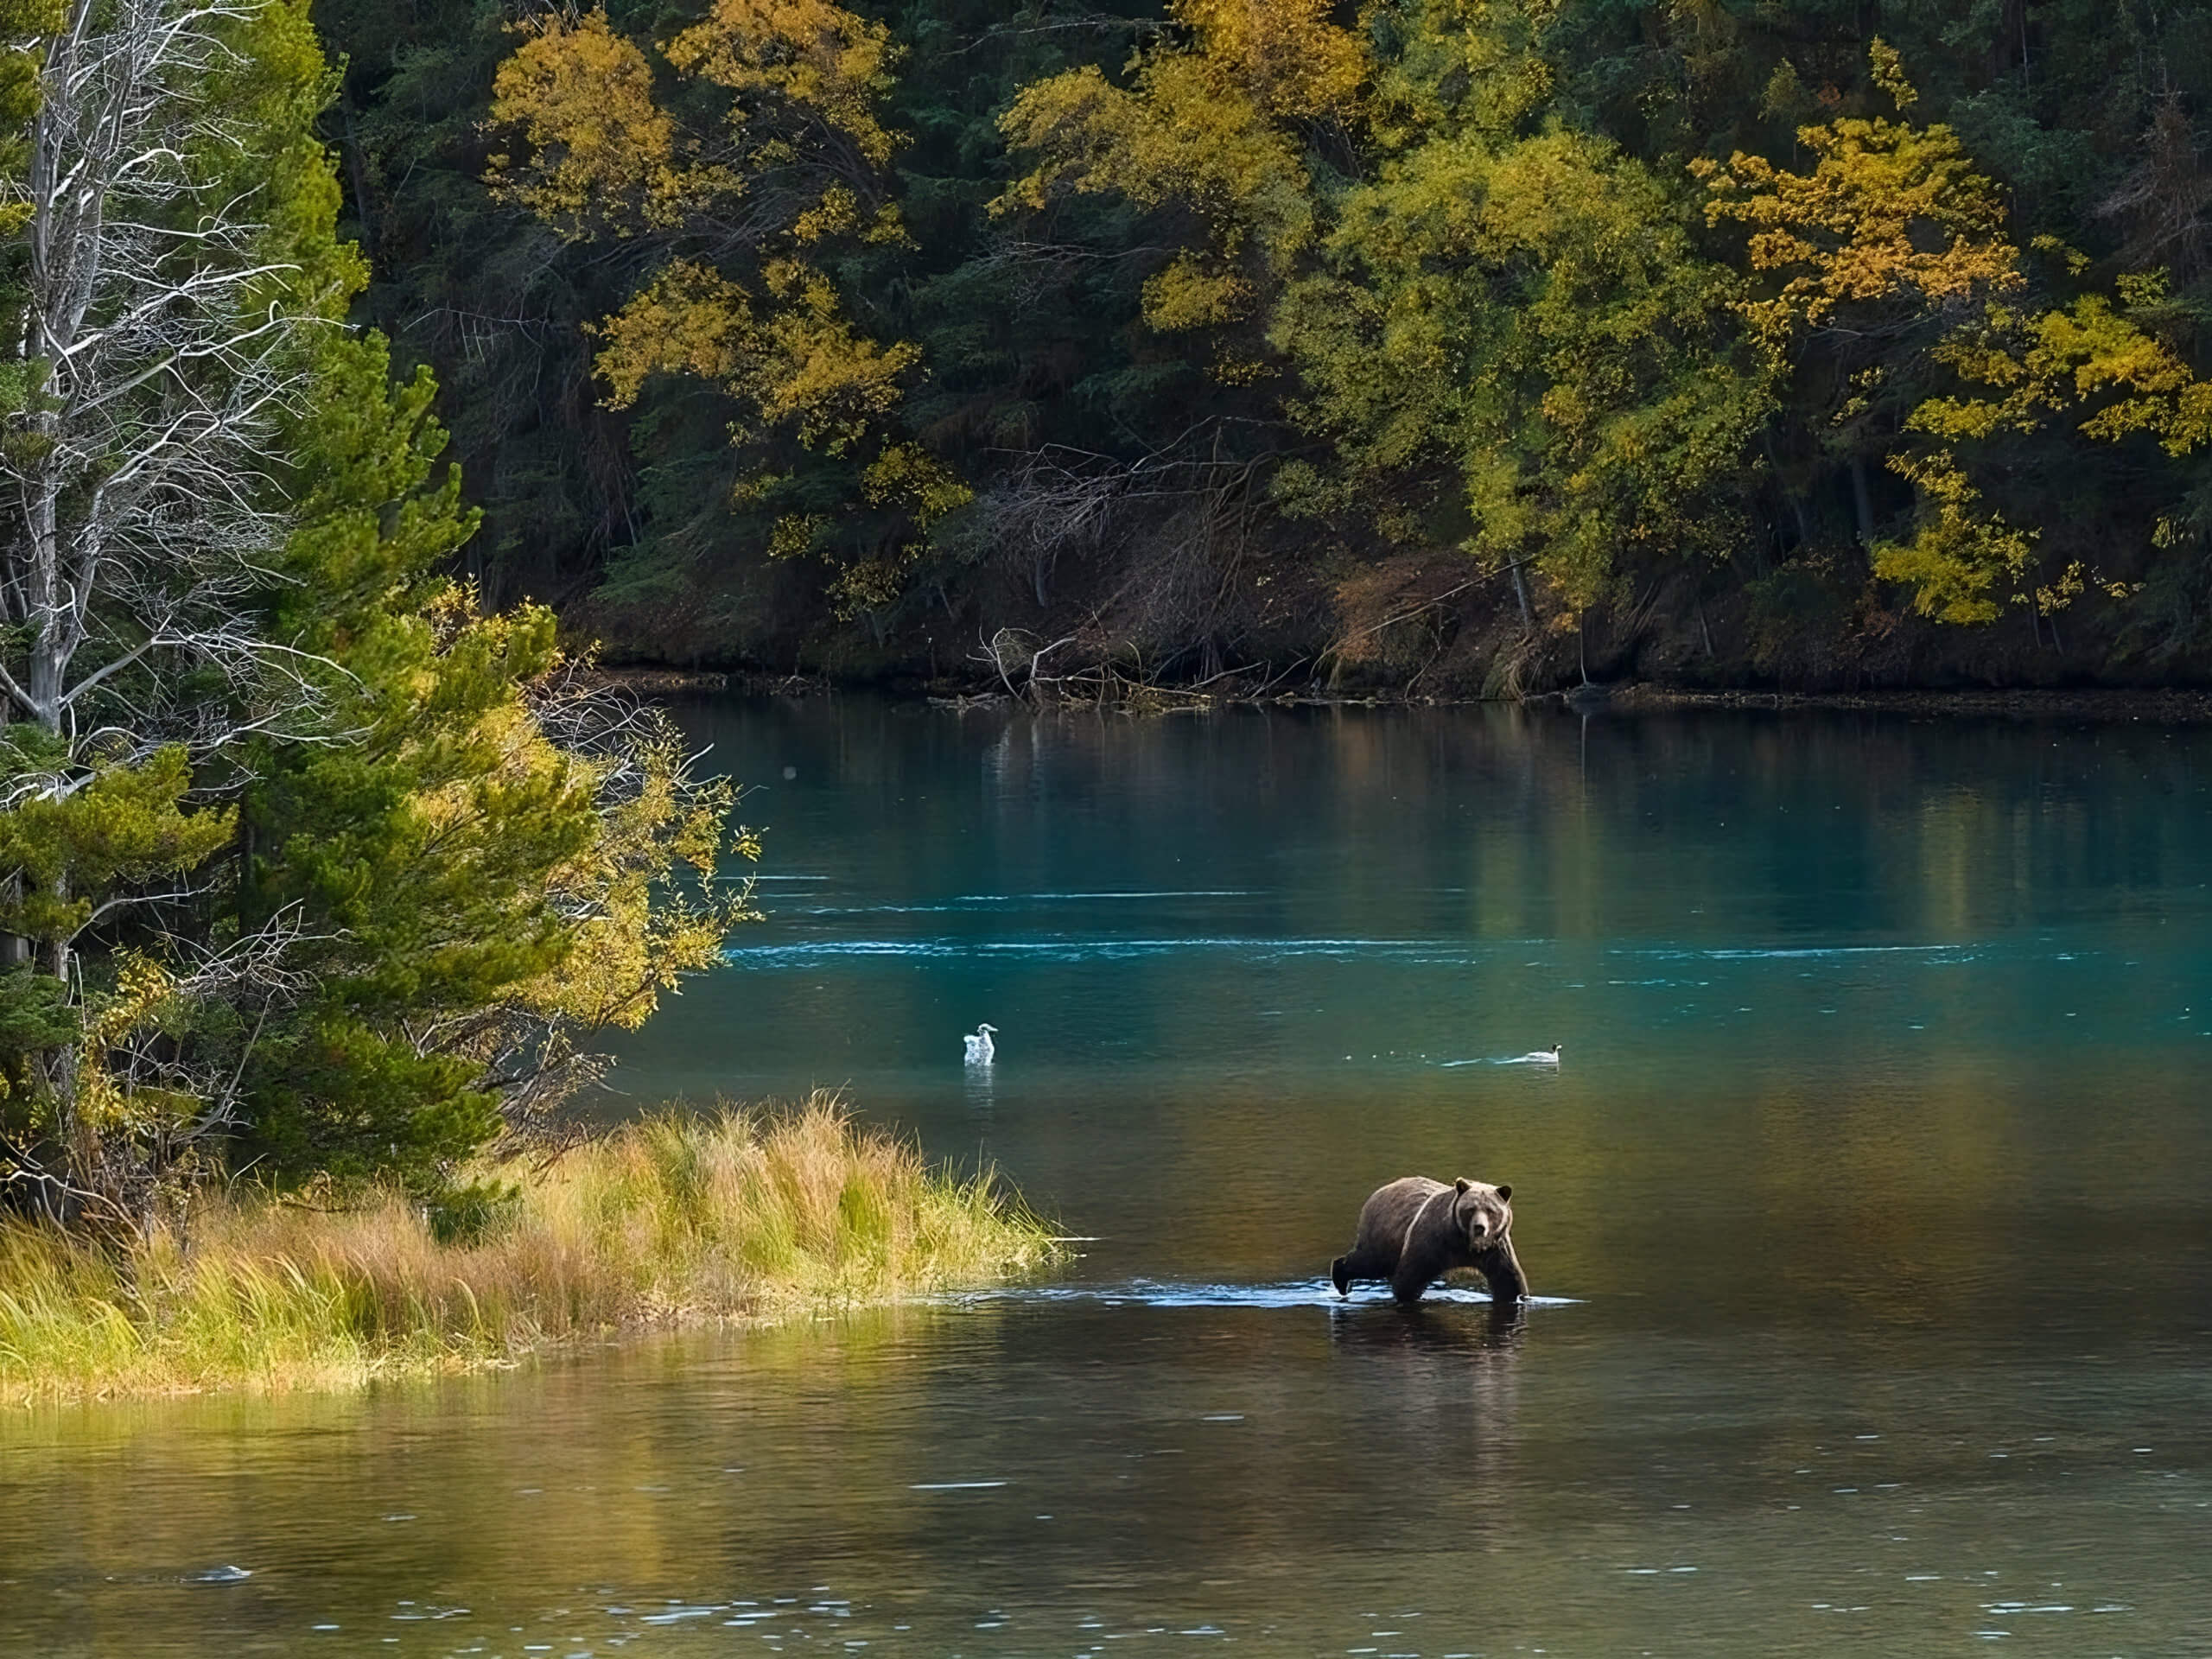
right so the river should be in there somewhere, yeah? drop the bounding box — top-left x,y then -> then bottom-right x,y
6,699 -> 2210,1655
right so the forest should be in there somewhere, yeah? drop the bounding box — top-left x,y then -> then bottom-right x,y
326,0 -> 2212,696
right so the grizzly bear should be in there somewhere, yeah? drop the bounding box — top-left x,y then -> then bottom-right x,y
1329,1176 -> 1527,1305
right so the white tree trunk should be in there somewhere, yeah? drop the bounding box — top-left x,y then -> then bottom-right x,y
1,0 -> 330,1201
3,0 -> 323,766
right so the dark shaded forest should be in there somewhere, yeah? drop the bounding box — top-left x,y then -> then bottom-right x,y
325,0 -> 2212,696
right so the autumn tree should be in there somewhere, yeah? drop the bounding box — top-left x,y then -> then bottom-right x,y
1701,41 -> 2212,630
489,0 -> 965,628
1866,274 -> 2212,626
1694,41 -> 2026,556
1275,3 -> 1774,637
242,0 -> 2212,684
997,0 -> 1365,378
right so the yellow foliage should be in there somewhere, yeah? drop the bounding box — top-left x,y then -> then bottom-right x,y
1866,35 -> 1916,111
488,13 -> 727,232
996,0 -> 1367,345
1694,45 -> 2020,351
860,442 -> 972,525
590,261 -> 757,406
1870,452 -> 2035,624
664,0 -> 902,167
1875,286 -> 2212,621
766,512 -> 824,559
489,0 -> 933,503
589,259 -> 918,450
1142,251 -> 1255,332
828,556 -> 906,618
999,57 -> 1317,279
790,182 -> 858,245
74,955 -> 184,1135
1172,0 -> 1367,119
394,590 -> 757,1038
520,737 -> 755,1033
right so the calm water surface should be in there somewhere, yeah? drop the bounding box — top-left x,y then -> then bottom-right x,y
7,701 -> 2212,1656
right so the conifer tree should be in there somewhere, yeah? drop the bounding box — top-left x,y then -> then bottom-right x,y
2,0 -> 747,1224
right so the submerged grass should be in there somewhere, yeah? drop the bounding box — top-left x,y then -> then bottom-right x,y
0,1095 -> 1061,1406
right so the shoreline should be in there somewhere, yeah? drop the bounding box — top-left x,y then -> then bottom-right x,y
585,666 -> 2212,721
1593,683 -> 2212,721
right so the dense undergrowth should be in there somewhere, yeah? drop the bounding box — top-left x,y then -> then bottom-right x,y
0,1098 -> 1060,1407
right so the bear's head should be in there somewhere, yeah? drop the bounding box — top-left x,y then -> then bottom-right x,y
1450,1177 -> 1513,1249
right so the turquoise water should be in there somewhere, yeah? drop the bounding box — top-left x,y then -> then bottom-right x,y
5,700 -> 2211,1655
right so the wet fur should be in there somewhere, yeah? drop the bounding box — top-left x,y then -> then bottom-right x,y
1330,1176 -> 1527,1305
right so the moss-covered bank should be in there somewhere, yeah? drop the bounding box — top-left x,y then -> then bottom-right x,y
0,1097 -> 1060,1406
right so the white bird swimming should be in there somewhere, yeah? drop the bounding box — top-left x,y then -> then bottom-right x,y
963,1023 -> 998,1065
1517,1043 -> 1563,1065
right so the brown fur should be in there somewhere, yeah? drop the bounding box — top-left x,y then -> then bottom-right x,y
1329,1176 -> 1527,1305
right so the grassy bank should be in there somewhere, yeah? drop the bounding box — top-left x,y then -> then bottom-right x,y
0,1097 -> 1060,1406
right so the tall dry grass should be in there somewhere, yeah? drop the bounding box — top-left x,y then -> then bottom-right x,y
0,1096 -> 1059,1406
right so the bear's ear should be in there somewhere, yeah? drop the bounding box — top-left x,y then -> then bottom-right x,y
1453,1177 -> 1471,1194
1496,1184 -> 1513,1202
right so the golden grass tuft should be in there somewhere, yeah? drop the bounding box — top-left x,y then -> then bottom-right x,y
0,1094 -> 1060,1406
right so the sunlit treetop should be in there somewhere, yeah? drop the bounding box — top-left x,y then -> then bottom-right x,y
487,12 -> 721,234
996,0 -> 1370,360
663,0 -> 902,168
487,0 -> 901,237
1172,0 -> 1368,119
1692,41 -> 2021,353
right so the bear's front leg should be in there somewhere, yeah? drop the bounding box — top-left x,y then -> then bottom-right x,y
1472,1236 -> 1528,1304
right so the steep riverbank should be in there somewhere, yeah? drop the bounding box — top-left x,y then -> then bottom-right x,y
0,1099 -> 1061,1407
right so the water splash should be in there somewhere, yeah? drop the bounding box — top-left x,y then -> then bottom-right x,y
933,1279 -> 1577,1310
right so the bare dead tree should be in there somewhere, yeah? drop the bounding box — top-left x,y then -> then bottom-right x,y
3,0 -> 349,775
957,432 -> 1287,701
2095,93 -> 2212,286
0,0 -> 346,1221
3,0 -> 340,751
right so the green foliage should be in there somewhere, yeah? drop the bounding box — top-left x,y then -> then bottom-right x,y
238,328 -> 751,1189
0,752 -> 235,951
1278,119 -> 1773,611
0,966 -> 75,1102
423,1176 -> 523,1246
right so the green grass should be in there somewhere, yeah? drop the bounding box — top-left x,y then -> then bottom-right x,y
0,1095 -> 1061,1406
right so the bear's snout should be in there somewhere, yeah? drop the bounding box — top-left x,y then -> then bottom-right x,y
1460,1199 -> 1510,1247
